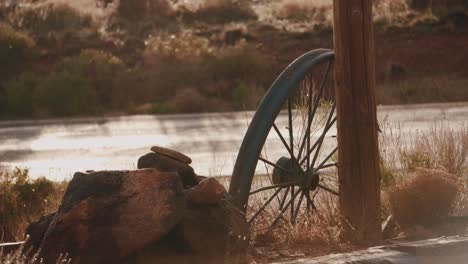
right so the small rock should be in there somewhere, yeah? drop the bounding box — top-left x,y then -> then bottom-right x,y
189,178 -> 226,205
138,152 -> 197,187
150,146 -> 192,165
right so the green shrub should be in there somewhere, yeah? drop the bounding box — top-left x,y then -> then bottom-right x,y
207,42 -> 270,88
35,70 -> 97,116
377,76 -> 468,105
171,88 -> 209,113
141,37 -> 270,112
0,23 -> 35,79
6,4 -> 98,51
232,82 -> 262,110
118,0 -> 173,21
3,49 -> 126,117
59,49 -> 127,109
0,168 -> 66,241
181,0 -> 257,24
273,0 -> 323,22
151,101 -> 174,114
3,72 -> 38,116
110,0 -> 177,36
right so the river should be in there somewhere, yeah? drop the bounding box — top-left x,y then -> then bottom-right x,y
1,102 -> 467,180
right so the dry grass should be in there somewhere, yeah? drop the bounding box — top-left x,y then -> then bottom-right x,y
377,76 -> 468,105
0,242 -> 69,264
400,124 -> 468,175
273,0 -> 331,23
180,0 -> 257,24
0,168 -> 66,242
387,168 -> 460,228
248,188 -> 349,262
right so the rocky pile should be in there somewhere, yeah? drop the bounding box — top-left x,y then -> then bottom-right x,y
24,147 -> 248,264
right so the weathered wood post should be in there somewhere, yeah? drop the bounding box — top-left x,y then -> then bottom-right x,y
332,0 -> 381,242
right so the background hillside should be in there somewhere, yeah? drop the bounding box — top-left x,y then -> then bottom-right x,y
1,0 -> 468,118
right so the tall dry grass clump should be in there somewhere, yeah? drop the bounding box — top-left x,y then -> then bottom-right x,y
400,124 -> 468,176
387,168 -> 460,228
249,190 -> 342,251
0,168 -> 66,242
0,243 -> 69,264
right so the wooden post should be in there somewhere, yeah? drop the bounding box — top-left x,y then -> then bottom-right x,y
332,0 -> 381,243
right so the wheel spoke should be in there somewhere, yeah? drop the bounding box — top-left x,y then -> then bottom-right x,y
272,123 -> 297,163
248,187 -> 284,224
249,181 -> 298,195
259,157 -> 289,173
288,98 -> 294,159
300,116 -> 336,166
309,102 -> 336,169
269,188 -> 302,230
279,186 -> 290,210
318,183 -> 339,196
307,190 -> 318,211
306,191 -> 315,212
290,186 -> 295,220
316,162 -> 338,170
297,61 -> 331,162
314,147 -> 338,173
292,191 -> 306,223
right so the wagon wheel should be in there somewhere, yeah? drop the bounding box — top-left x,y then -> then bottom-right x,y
228,49 -> 338,232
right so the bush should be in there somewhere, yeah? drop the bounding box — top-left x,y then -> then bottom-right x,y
111,0 -> 177,36
0,168 -> 66,242
142,35 -> 270,112
273,0 -> 329,22
171,89 -> 209,113
181,0 -> 257,24
0,23 -> 35,79
377,75 -> 468,105
407,0 -> 468,14
206,42 -> 270,89
59,49 -> 127,109
5,3 -> 99,52
8,4 -> 92,35
387,168 -> 460,228
3,72 -> 38,116
118,0 -> 173,21
35,70 -> 97,116
2,49 -> 127,117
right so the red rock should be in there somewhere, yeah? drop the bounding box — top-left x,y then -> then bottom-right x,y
25,169 -> 186,264
189,178 -> 226,205
128,199 -> 250,264
150,146 -> 192,164
175,199 -> 250,264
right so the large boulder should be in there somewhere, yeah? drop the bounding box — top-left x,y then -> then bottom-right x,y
125,196 -> 250,264
25,169 -> 186,264
25,148 -> 249,264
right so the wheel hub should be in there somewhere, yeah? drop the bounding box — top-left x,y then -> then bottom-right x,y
272,157 -> 320,191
